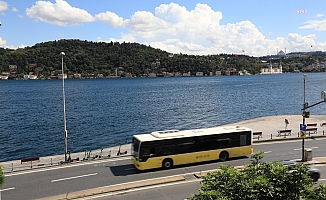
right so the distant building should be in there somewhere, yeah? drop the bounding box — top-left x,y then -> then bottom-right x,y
73,73 -> 81,79
58,74 -> 67,79
215,71 -> 222,76
182,72 -> 191,76
261,60 -> 282,74
277,50 -> 286,58
225,69 -> 238,76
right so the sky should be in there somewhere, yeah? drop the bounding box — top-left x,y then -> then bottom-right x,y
0,0 -> 326,57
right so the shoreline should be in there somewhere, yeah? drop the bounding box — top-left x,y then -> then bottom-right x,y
2,115 -> 326,173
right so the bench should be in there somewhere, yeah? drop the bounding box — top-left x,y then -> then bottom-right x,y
306,127 -> 318,135
21,157 -> 40,168
277,129 -> 291,137
253,132 -> 263,139
307,123 -> 317,127
306,123 -> 318,135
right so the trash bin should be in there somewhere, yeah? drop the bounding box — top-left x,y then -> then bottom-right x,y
305,148 -> 312,161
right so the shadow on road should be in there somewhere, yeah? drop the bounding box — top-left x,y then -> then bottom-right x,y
109,156 -> 250,176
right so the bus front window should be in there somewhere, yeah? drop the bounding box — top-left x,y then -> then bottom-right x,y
131,137 -> 140,160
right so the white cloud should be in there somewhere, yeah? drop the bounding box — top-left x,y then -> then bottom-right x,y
0,37 -> 6,46
286,33 -> 316,51
315,13 -> 324,18
95,11 -> 124,27
299,18 -> 326,31
12,7 -> 18,12
26,0 -> 95,26
111,3 -> 281,56
21,2 -> 326,55
0,1 -> 8,12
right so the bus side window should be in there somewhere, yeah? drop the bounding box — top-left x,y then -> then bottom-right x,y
216,138 -> 230,148
177,141 -> 194,154
160,144 -> 176,156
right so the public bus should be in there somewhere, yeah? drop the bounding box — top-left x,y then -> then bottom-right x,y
131,126 -> 253,170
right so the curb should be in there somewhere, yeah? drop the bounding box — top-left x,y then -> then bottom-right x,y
38,175 -> 186,200
253,134 -> 326,143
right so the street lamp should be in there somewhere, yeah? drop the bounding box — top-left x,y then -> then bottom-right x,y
302,74 -> 307,162
60,52 -> 68,162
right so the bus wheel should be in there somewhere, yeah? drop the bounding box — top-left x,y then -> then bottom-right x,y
219,151 -> 229,162
162,159 -> 173,169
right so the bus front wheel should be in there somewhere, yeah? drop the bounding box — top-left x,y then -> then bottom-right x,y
219,151 -> 229,162
162,159 -> 173,169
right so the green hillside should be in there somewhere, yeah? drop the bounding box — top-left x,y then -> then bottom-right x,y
0,39 -> 324,78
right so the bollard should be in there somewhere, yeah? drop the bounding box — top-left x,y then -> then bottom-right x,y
51,158 -> 52,165
12,163 -> 13,171
271,134 -> 272,140
323,130 -> 324,135
298,132 -> 299,137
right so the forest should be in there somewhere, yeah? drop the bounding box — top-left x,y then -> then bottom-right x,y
0,39 -> 324,78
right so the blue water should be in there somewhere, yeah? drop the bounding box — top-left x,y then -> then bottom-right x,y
1,73 -> 326,162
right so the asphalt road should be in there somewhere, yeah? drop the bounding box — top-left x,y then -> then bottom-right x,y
1,137 -> 326,200
78,164 -> 326,200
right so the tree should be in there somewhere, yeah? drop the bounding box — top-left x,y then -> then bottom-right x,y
188,152 -> 326,200
0,165 -> 4,187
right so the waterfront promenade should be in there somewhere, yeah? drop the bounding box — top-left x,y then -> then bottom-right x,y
2,115 -> 326,200
2,115 -> 326,173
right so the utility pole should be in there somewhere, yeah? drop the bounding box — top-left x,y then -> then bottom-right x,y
60,52 -> 68,162
302,74 -> 307,162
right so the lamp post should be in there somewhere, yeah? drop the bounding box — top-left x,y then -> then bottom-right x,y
302,74 -> 307,162
60,52 -> 68,162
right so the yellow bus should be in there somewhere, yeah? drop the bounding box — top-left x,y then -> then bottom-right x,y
131,126 -> 253,170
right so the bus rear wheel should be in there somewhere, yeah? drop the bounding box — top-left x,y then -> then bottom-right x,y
162,159 -> 173,169
219,151 -> 229,162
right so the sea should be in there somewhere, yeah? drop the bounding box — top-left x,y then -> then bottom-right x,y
1,73 -> 326,162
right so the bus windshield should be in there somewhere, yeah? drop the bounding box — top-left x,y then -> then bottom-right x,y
131,137 -> 140,159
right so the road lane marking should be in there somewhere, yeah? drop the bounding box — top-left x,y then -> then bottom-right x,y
51,173 -> 97,183
264,151 -> 272,154
0,187 -> 15,192
125,167 -> 136,171
254,137 -> 326,146
5,157 -> 129,177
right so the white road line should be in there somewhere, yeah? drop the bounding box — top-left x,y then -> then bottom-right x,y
5,157 -> 129,177
254,137 -> 326,146
125,167 -> 136,171
51,173 -> 97,183
0,187 -> 15,192
264,151 -> 272,154
294,146 -> 318,151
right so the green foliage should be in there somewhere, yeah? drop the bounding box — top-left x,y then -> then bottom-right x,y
189,152 -> 325,200
0,165 -> 4,187
1,39 -> 324,77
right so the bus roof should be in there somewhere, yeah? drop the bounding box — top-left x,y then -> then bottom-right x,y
133,126 -> 252,142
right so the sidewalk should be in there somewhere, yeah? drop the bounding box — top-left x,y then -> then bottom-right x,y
0,144 -> 131,173
1,115 -> 326,173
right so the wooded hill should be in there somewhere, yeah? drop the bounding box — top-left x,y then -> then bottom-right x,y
0,39 -> 324,78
